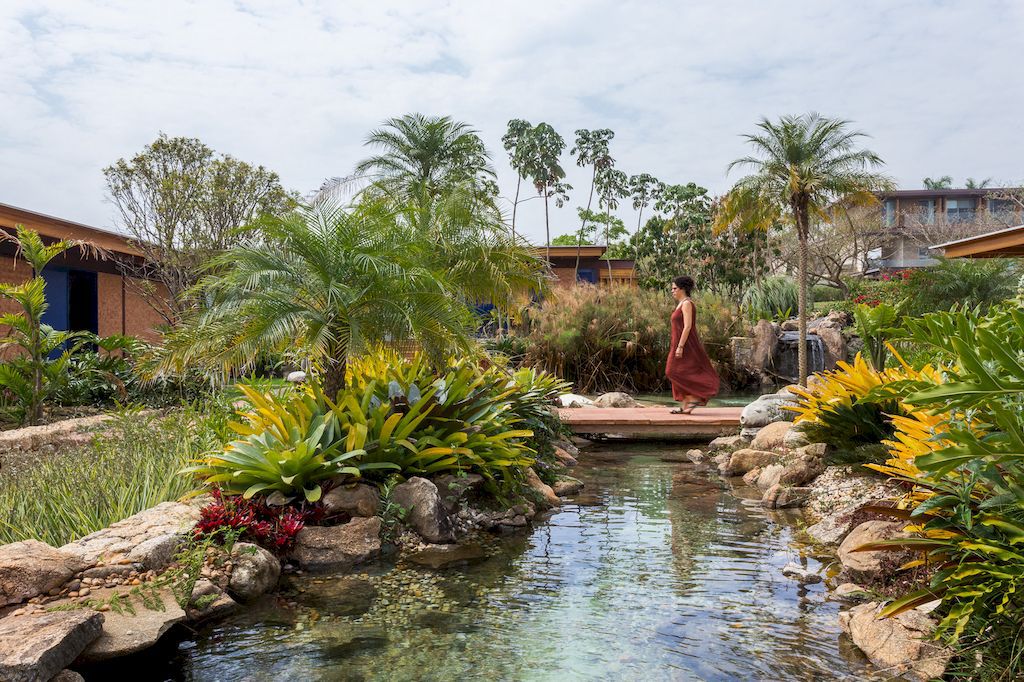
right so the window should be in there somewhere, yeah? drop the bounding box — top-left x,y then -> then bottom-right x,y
987,198 -> 1019,223
882,199 -> 896,227
915,199 -> 935,225
918,246 -> 933,258
946,197 -> 976,222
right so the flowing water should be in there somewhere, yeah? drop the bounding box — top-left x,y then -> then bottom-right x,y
105,444 -> 879,681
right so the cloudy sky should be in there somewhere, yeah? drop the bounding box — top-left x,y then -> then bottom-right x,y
2,0 -> 1023,243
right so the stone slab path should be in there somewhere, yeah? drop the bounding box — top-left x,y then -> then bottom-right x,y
557,406 -> 742,438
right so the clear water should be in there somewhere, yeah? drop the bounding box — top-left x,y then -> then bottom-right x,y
633,392 -> 761,408
103,445 -> 878,681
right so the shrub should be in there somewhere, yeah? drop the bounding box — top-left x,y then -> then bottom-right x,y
903,257 -> 1018,316
523,285 -> 741,394
812,284 -> 845,302
741,276 -> 799,322
193,489 -> 316,554
0,402 -> 231,546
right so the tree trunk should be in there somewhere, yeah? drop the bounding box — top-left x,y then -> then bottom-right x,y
322,358 -> 348,401
511,176 -> 521,241
575,166 -> 597,280
605,197 -> 613,284
797,222 -> 809,387
544,184 -> 551,263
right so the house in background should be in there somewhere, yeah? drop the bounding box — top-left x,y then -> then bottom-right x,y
0,203 -> 169,342
538,245 -> 636,287
865,188 -> 1023,273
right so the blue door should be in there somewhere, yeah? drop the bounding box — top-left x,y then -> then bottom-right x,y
40,268 -> 69,331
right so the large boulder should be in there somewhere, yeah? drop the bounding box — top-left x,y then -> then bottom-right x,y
839,602 -> 950,682
837,521 -> 910,579
187,579 -> 238,622
755,464 -> 785,491
708,435 -> 747,452
761,484 -> 812,509
228,543 -> 281,601
432,473 -> 485,512
721,448 -> 781,476
290,517 -> 383,570
77,588 -> 185,663
552,447 -> 578,467
524,468 -> 561,508
61,500 -> 201,567
0,611 -> 103,682
750,421 -> 791,451
782,422 -> 812,448
558,394 -> 595,408
323,483 -> 380,518
392,477 -> 456,543
593,392 -> 637,408
778,453 -> 826,487
552,477 -> 584,497
739,392 -> 797,437
812,327 -> 847,368
0,540 -> 90,606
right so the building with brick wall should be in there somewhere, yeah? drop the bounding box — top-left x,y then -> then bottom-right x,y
537,245 -> 637,287
0,203 -> 170,343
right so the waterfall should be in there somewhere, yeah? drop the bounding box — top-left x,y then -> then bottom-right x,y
773,331 -> 826,382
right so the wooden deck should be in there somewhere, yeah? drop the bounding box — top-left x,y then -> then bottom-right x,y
556,406 -> 742,439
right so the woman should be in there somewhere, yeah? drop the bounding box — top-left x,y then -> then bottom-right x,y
666,275 -> 720,413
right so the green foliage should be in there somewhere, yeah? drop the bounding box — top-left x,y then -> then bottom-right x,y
0,402 -> 231,546
741,276 -> 799,322
853,301 -> 903,370
904,258 -> 1018,315
523,285 -> 741,393
862,301 -> 1024,675
812,284 -> 845,302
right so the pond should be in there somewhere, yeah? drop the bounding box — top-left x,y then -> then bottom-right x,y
102,444 -> 878,681
632,392 -> 763,408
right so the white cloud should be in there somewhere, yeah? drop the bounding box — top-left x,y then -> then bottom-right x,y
1,0 -> 1022,243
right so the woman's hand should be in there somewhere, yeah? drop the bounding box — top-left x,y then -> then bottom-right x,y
674,346 -> 683,358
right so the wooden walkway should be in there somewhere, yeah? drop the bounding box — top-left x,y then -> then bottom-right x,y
556,406 -> 742,439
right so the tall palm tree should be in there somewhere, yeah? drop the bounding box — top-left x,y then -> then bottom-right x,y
159,201 -> 475,397
356,113 -> 496,214
716,113 -> 892,385
923,175 -> 953,190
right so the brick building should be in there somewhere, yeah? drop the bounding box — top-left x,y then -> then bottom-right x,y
0,203 -> 169,342
538,245 -> 637,287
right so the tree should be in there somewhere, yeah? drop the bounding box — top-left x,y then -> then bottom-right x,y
923,175 -> 953,190
502,118 -> 535,240
0,227 -> 98,424
965,177 -> 993,189
628,173 -> 661,242
356,113 -> 497,216
104,134 -> 294,323
716,113 -> 892,385
160,201 -> 476,397
595,166 -> 629,280
523,123 -> 571,260
571,129 -> 614,279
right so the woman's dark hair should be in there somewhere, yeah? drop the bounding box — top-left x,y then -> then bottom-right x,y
672,275 -> 695,296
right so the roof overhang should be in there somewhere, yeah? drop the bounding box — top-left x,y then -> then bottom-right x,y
933,224 -> 1024,258
0,203 -> 143,258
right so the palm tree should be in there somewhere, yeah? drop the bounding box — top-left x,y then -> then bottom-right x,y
965,177 -> 993,189
716,113 -> 892,385
923,176 -> 953,190
160,201 -> 476,397
356,113 -> 496,215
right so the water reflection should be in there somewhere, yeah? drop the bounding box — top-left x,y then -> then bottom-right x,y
103,444 -> 878,681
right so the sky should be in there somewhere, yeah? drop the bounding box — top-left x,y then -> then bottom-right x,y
2,0 -> 1023,244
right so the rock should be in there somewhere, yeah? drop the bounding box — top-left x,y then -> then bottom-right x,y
228,543 -> 281,601
286,370 -> 307,383
125,533 -> 182,571
553,447 -> 578,467
708,435 -> 747,451
782,422 -> 811,448
740,394 -> 797,432
838,521 -> 910,579
0,611 -> 103,682
778,456 -> 826,487
187,579 -> 238,621
553,440 -> 580,457
432,474 -> 485,512
552,478 -> 584,497
391,477 -> 457,543
749,319 -> 780,373
0,540 -> 90,607
834,582 -> 869,599
805,467 -> 902,540
658,450 -> 694,463
795,442 -> 828,458
750,421 -> 792,451
290,517 -> 382,570
524,468 -> 561,509
712,451 -> 732,469
593,392 -> 637,408
839,601 -> 951,682
812,327 -> 847,368
721,448 -> 780,476
558,393 -> 595,408
742,468 -> 763,486
781,561 -> 822,584
78,589 -> 185,663
684,449 -> 705,464
762,484 -> 812,509
52,671 -> 85,682
755,464 -> 785,491
781,318 -> 800,332
61,501 -> 202,566
806,507 -> 861,546
405,544 -> 487,569
323,483 -> 380,518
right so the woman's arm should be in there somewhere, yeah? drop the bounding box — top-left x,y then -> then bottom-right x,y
675,300 -> 695,357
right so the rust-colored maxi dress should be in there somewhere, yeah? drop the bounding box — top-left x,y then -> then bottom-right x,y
666,303 -> 720,402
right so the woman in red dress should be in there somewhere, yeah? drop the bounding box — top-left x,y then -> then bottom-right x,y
666,275 -> 720,413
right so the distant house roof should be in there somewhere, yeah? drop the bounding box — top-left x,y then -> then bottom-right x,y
934,224 -> 1024,258
0,202 -> 142,257
878,188 -> 1015,199
534,245 -> 609,258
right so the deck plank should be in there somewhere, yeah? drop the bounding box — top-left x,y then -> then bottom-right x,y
556,406 -> 742,438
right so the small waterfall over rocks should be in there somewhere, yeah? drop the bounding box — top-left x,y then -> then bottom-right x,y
775,331 -> 826,383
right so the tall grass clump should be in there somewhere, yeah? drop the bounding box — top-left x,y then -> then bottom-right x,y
741,276 -> 800,322
523,286 -> 741,393
0,401 -> 232,546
